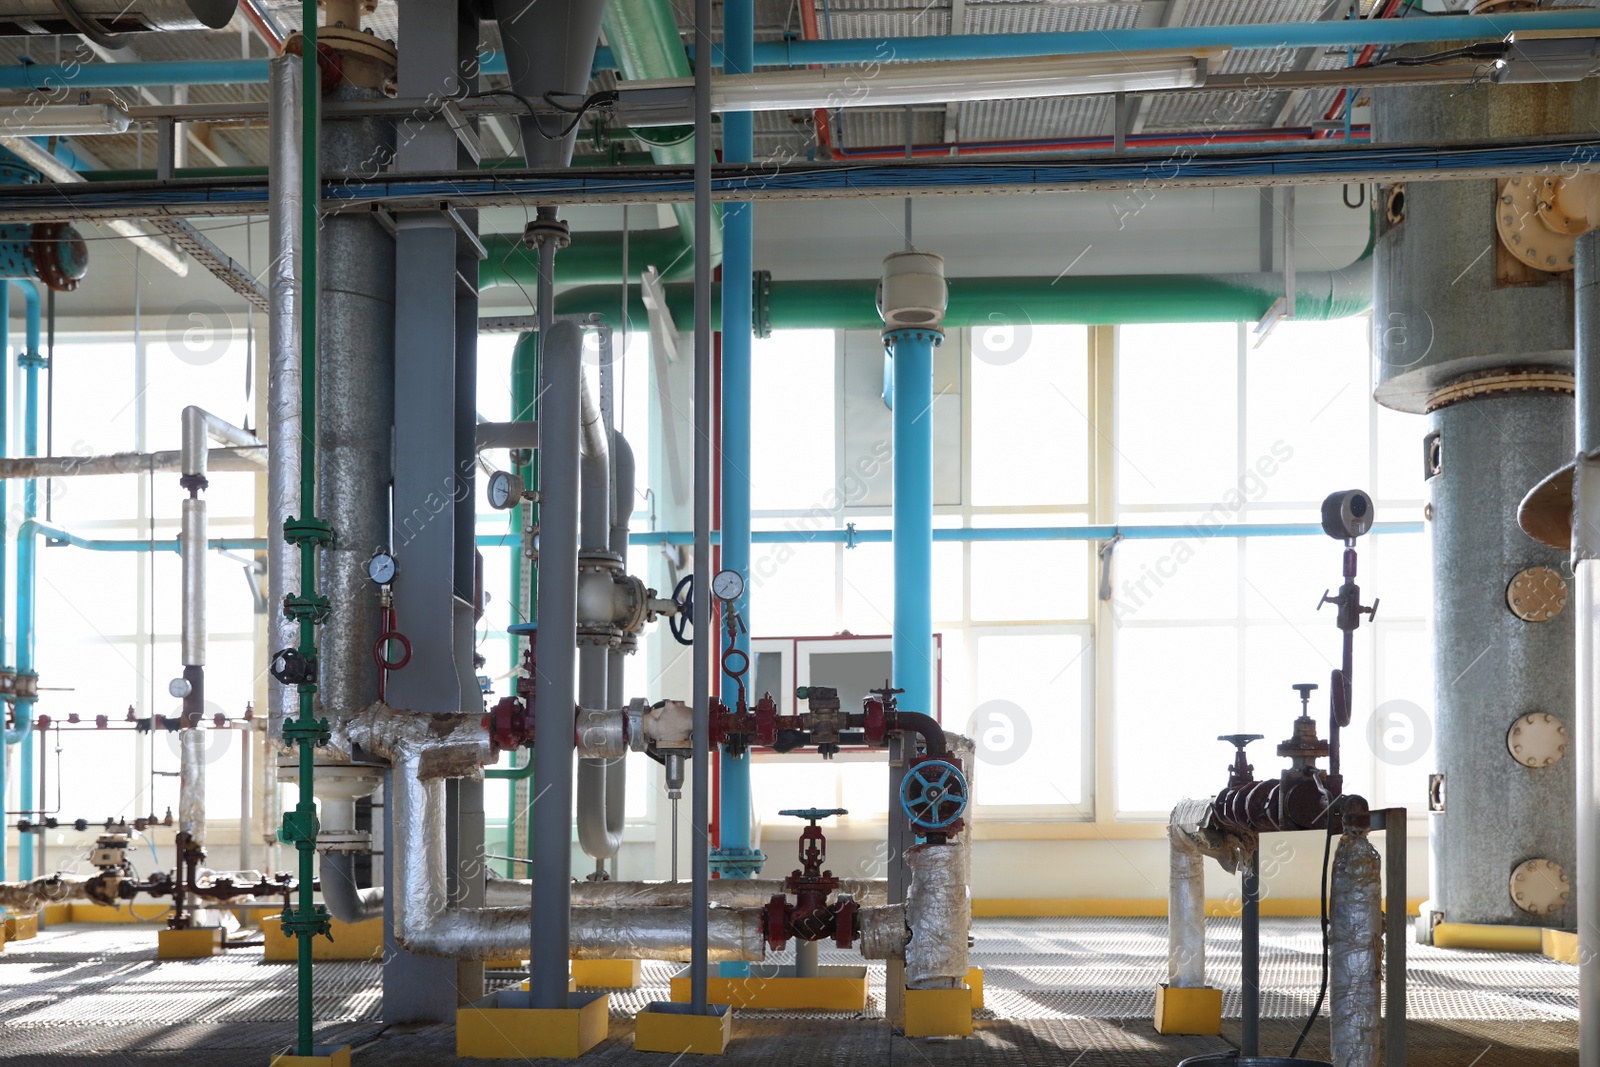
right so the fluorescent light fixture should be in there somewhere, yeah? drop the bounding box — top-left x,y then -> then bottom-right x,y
1491,33 -> 1600,84
0,101 -> 130,136
615,51 -> 1208,122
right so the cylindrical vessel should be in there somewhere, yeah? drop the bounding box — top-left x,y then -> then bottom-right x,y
1330,832 -> 1382,1067
316,85 -> 396,728
1373,78 -> 1591,931
266,55 -> 302,743
904,842 -> 968,989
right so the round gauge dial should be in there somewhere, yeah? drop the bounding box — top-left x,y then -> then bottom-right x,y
368,552 -> 397,585
487,469 -> 524,510
712,568 -> 745,602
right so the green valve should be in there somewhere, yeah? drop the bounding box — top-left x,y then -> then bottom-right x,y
281,904 -> 333,941
282,716 -> 332,746
795,686 -> 809,699
283,593 -> 332,623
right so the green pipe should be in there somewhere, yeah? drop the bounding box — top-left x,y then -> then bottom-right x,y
600,0 -> 720,264
479,229 -> 693,290
554,256 -> 1374,329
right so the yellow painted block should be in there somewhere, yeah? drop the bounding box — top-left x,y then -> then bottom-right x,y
972,896 -> 1425,918
669,966 -> 868,1011
260,914 -> 384,961
1433,922 -> 1543,953
634,1002 -> 732,1056
486,958 -> 528,970
158,926 -> 225,959
1153,985 -> 1222,1035
572,958 -> 642,989
903,987 -> 973,1038
4,914 -> 36,941
1543,928 -> 1579,965
456,990 -> 608,1059
270,1044 -> 351,1067
40,904 -> 70,927
517,976 -> 577,992
70,902 -> 169,923
966,967 -> 984,1011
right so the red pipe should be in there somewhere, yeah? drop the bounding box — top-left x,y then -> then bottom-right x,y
835,125 -> 1368,160
240,0 -> 287,55
798,0 -> 835,157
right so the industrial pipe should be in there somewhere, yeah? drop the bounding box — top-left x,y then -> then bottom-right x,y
531,319 -> 584,1005
1330,830 -> 1383,1067
1576,227 -> 1600,1067
482,876 -> 889,909
1164,798 -> 1256,996
0,872 -> 121,910
480,230 -> 692,290
903,842 -> 968,990
266,55 -> 302,744
0,447 -> 266,479
320,851 -> 383,923
555,257 -> 1373,332
178,727 -> 207,849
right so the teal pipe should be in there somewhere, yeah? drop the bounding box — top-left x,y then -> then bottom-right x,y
0,281 -> 7,889
555,256 -> 1373,330
889,329 -> 937,719
622,522 -> 1424,545
479,229 -> 693,290
13,280 -> 39,880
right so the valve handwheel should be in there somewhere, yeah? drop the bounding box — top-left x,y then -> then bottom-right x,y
669,574 -> 695,646
899,759 -> 969,831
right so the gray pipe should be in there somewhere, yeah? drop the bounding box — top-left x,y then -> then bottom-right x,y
181,406 -> 261,478
602,435 -> 634,857
266,54 -> 302,743
531,320 -> 584,1006
1576,228 -> 1600,1067
1330,830 -> 1383,1067
0,447 -> 266,480
576,394 -> 618,860
475,421 -> 538,452
483,876 -> 889,909
318,85 -> 397,729
321,851 -> 384,923
179,727 -> 206,848
180,498 -> 207,668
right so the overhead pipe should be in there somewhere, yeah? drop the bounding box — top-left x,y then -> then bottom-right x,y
17,518 -> 264,554
0,447 -> 265,478
624,521 -> 1423,546
554,255 -> 1374,331
835,126 -> 1370,159
479,229 -> 693,290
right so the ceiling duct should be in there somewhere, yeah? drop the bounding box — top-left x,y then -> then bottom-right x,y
490,0 -> 609,168
0,0 -> 232,36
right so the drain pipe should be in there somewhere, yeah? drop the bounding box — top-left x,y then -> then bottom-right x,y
1330,828 -> 1383,1067
266,54 -> 302,746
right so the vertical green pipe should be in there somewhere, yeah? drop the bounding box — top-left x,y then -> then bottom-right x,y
289,4 -> 325,1057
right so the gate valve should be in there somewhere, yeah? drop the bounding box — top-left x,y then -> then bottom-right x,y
862,696 -> 888,747
760,807 -> 850,950
753,692 -> 779,747
485,696 -> 533,756
1217,733 -> 1263,790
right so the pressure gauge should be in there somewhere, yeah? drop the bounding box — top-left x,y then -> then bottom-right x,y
487,469 -> 525,511
712,568 -> 745,602
368,552 -> 397,585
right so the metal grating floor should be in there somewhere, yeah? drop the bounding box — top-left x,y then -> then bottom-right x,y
0,917 -> 1576,1063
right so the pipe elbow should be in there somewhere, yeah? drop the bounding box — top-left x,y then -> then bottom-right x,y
320,852 -> 384,924
893,710 -> 947,756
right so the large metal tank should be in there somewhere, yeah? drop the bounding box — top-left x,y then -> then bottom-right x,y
1372,77 -> 1598,933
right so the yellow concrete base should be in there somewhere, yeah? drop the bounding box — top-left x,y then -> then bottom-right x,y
903,987 -> 974,1038
669,965 -> 867,1011
518,976 -> 578,993
572,958 -> 642,989
457,990 -> 608,1059
966,967 -> 984,1011
1433,922 -> 1544,953
1544,928 -> 1580,965
1153,984 -> 1223,1035
70,902 -> 169,923
157,926 -> 224,959
486,958 -> 528,970
634,1002 -> 732,1056
40,904 -> 69,927
261,914 -> 383,961
270,1044 -> 351,1067
4,914 -> 37,942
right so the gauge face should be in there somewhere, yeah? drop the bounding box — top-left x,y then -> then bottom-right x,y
712,568 -> 745,602
487,470 -> 523,510
368,552 -> 397,585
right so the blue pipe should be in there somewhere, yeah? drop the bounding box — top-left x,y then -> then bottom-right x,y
888,329 -> 938,719
0,281 -> 7,888
713,0 -> 758,967
13,281 -> 39,880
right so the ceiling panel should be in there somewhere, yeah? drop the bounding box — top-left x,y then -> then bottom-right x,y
956,95 -> 1110,145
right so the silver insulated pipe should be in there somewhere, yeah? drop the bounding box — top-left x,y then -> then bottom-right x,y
1330,830 -> 1383,1067
266,54 -> 302,744
576,382 -> 618,861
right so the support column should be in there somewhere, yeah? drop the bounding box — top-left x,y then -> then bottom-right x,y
712,0 -> 762,970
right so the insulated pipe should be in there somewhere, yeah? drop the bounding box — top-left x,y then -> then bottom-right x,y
180,406 -> 261,479
179,727 -> 206,848
1330,830 -> 1383,1067
904,842 -> 968,989
1168,830 -> 1206,988
0,447 -> 266,478
484,876 -> 889,909
531,320 -> 584,1006
266,55 -> 302,744
576,369 -> 617,858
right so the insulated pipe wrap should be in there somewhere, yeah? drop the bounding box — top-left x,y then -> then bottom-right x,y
568,906 -> 766,961
0,873 -> 120,910
1168,834 -> 1206,988
904,842 -> 968,989
180,498 -> 206,666
346,703 -> 490,780
858,903 -> 909,960
266,54 -> 302,744
179,727 -> 206,845
1330,831 -> 1383,1067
